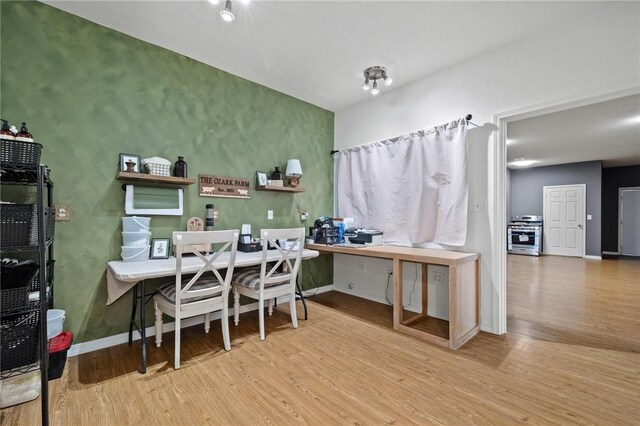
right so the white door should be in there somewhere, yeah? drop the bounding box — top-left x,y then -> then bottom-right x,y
543,184 -> 585,257
620,187 -> 640,256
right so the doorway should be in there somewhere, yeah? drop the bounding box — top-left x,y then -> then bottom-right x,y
493,87 -> 640,336
619,187 -> 640,256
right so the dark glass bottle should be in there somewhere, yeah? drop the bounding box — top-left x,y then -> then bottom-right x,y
271,166 -> 283,180
15,122 -> 33,141
174,156 -> 187,178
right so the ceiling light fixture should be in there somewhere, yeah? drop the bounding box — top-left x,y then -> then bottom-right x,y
220,0 -> 235,22
362,66 -> 392,96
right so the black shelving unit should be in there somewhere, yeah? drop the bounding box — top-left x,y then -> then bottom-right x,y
1,147 -> 54,426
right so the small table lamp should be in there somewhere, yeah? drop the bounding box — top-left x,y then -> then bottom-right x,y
285,159 -> 303,188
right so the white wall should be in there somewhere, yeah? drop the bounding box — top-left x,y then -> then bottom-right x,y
333,2 -> 640,333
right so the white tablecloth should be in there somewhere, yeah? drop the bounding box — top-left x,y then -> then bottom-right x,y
106,249 -> 319,304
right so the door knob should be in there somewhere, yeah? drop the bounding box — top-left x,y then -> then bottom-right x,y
578,224 -> 583,229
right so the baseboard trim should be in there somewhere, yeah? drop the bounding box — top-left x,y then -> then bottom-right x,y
602,251 -> 619,255
67,285 -> 334,357
584,255 -> 602,260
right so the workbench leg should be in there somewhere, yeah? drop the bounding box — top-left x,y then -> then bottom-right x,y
129,284 -> 137,345
138,280 -> 147,374
393,258 -> 403,329
421,264 -> 428,317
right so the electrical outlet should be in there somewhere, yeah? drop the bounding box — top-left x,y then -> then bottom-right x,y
54,204 -> 71,221
433,272 -> 444,283
300,211 -> 308,221
267,210 -> 273,220
213,209 -> 220,220
348,283 -> 355,289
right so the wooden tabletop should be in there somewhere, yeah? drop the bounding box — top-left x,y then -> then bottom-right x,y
306,243 -> 477,266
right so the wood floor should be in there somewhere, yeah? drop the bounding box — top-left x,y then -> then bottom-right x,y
507,254 -> 640,352
2,258 -> 639,425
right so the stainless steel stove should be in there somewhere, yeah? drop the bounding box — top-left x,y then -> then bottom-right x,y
507,215 -> 543,256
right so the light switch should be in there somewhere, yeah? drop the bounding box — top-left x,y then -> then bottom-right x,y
587,214 -> 592,220
267,210 -> 273,220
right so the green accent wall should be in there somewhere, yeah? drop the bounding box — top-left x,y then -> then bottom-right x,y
0,2 -> 334,342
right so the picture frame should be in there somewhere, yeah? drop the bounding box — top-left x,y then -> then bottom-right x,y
256,171 -> 268,186
120,153 -> 141,173
150,238 -> 171,259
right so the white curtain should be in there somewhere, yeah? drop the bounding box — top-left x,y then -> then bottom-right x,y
337,117 -> 468,247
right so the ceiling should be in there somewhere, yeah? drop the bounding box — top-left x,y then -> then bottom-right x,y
507,94 -> 640,169
43,0 -> 610,112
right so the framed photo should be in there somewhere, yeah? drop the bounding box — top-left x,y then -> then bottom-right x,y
150,238 -> 171,259
256,171 -> 268,186
120,153 -> 141,173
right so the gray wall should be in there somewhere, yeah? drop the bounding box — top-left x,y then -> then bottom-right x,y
510,160 -> 602,256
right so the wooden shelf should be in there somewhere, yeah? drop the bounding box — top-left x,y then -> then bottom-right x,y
116,172 -> 195,185
256,185 -> 305,193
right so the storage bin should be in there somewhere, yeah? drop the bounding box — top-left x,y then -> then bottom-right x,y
0,204 -> 34,247
121,245 -> 150,262
122,216 -> 151,232
238,234 -> 262,252
48,331 -> 72,380
0,286 -> 30,311
0,140 -> 42,168
122,231 -> 151,247
0,311 -> 40,372
46,309 -> 65,339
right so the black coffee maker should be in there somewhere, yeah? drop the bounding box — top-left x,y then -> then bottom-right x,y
311,217 -> 338,244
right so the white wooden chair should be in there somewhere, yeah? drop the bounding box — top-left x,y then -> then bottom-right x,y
232,228 -> 305,341
154,230 -> 239,369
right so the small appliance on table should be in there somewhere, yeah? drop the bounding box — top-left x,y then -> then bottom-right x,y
507,215 -> 543,256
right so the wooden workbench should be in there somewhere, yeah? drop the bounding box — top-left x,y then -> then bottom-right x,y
306,244 -> 479,349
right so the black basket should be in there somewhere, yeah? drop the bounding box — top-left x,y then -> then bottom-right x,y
238,234 -> 262,252
28,260 -> 55,292
0,140 -> 42,168
0,285 -> 30,311
45,207 -> 55,240
0,311 -> 40,372
0,204 -> 34,247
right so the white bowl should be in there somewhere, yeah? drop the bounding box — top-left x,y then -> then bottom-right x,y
122,231 -> 151,247
121,245 -> 150,262
47,309 -> 65,339
122,216 -> 151,233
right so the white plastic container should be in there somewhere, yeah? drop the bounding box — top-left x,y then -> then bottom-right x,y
122,231 -> 151,247
121,245 -> 150,262
47,309 -> 65,339
122,216 -> 151,232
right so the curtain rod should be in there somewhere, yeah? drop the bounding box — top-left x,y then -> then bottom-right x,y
330,114 -> 478,155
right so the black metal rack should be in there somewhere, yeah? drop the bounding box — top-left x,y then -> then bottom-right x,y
1,159 -> 54,426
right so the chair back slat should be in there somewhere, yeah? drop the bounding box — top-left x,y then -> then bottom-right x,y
173,230 -> 239,304
258,228 -> 305,292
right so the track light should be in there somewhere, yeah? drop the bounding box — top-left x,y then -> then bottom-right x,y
220,0 -> 235,22
371,80 -> 379,95
362,66 -> 392,95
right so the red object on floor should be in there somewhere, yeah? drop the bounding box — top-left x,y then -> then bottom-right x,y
49,331 -> 72,353
48,331 -> 73,381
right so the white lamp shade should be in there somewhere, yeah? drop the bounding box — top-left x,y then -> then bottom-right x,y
286,159 -> 303,177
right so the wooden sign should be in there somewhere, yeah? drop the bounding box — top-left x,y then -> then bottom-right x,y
199,174 -> 250,199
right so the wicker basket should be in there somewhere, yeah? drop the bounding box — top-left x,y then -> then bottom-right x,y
0,204 -> 34,247
0,286 -> 30,311
144,162 -> 171,177
0,311 -> 40,372
0,140 -> 42,168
